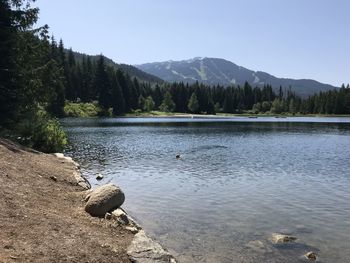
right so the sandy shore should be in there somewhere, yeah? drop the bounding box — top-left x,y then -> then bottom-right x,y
0,138 -> 133,262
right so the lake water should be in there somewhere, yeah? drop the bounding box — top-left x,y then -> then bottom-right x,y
63,117 -> 350,263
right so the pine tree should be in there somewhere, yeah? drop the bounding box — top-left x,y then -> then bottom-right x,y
111,71 -> 125,115
0,0 -> 19,124
45,60 -> 65,117
94,55 -> 111,110
153,84 -> 162,109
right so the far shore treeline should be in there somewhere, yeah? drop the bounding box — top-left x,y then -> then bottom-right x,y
1,0 -> 350,152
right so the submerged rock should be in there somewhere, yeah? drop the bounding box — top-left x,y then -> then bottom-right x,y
85,184 -> 125,217
96,173 -> 104,180
127,230 -> 176,263
270,233 -> 297,244
246,240 -> 273,254
305,251 -> 317,261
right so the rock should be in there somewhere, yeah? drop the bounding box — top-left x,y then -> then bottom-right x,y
96,173 -> 104,180
85,184 -> 125,217
54,153 -> 65,158
54,153 -> 80,169
270,233 -> 297,244
84,189 -> 93,202
105,212 -> 112,220
127,230 -> 176,263
112,208 -> 129,225
74,171 -> 90,190
125,226 -> 139,234
305,251 -> 317,261
49,176 -> 57,181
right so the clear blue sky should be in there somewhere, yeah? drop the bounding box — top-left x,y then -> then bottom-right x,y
34,0 -> 349,86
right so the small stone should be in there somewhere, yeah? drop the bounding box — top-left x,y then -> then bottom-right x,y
125,226 -> 139,234
54,153 -> 65,158
105,212 -> 112,220
96,174 -> 104,180
4,244 -> 13,250
111,208 -> 129,225
50,176 -> 57,181
305,251 -> 317,261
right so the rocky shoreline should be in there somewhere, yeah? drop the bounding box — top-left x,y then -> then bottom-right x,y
0,138 -> 176,263
54,152 -> 177,263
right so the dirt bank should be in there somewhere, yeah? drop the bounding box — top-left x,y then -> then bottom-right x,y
0,138 -> 133,263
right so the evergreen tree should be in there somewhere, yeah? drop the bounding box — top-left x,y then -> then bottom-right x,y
111,71 -> 125,115
153,84 -> 162,109
0,0 -> 19,124
45,60 -> 65,117
94,55 -> 111,110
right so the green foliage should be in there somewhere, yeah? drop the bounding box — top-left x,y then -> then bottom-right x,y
159,91 -> 175,112
261,101 -> 271,112
188,92 -> 199,113
15,110 -> 67,153
95,55 -> 111,109
214,102 -> 222,113
138,95 -> 145,110
271,98 -> 283,114
144,96 -> 155,112
252,102 -> 262,114
64,102 -> 101,117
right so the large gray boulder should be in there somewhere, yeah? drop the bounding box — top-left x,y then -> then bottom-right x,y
85,184 -> 125,217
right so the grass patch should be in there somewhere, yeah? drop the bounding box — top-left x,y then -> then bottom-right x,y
125,110 -> 191,117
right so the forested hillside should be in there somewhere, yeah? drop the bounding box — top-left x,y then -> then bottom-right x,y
71,51 -> 163,84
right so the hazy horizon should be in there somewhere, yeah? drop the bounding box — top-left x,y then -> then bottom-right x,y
34,0 -> 350,87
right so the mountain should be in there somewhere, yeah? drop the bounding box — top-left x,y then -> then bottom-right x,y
136,57 -> 337,97
71,51 -> 164,83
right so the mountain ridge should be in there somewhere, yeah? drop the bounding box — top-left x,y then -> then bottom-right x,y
136,57 -> 337,97
70,50 -> 164,84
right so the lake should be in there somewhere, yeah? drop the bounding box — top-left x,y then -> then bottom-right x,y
63,117 -> 350,263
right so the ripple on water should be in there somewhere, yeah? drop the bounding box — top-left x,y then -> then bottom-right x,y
64,119 -> 350,263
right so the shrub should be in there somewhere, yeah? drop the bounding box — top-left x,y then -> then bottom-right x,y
16,110 -> 67,153
64,102 -> 101,117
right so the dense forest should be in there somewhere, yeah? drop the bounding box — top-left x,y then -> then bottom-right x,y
59,48 -> 350,116
1,0 -> 350,152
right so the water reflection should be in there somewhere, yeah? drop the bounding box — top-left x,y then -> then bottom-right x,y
63,118 -> 350,263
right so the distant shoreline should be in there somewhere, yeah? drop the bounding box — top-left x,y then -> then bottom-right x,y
124,113 -> 350,118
